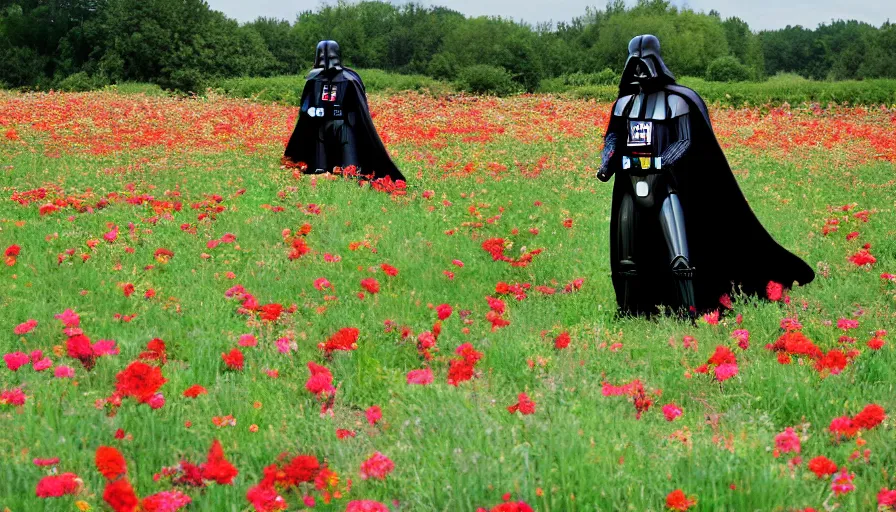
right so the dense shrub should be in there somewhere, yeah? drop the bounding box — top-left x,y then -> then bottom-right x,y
56,72 -> 109,92
456,65 -> 519,96
706,56 -> 753,82
539,69 -> 619,92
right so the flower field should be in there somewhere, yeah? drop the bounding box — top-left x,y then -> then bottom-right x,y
1,90 -> 895,511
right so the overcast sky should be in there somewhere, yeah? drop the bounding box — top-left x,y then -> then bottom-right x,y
206,0 -> 893,31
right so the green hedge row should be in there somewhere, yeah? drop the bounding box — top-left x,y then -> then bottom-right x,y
215,69 -> 452,105
562,75 -> 896,107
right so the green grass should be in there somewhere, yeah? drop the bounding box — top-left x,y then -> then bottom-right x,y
0,92 -> 894,511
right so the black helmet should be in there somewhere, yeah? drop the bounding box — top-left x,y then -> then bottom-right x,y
314,40 -> 343,71
620,35 -> 675,91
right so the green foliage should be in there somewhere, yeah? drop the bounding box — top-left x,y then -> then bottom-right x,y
2,0 -> 896,92
539,69 -> 619,92
557,76 -> 896,107
55,72 -> 108,92
216,69 -> 452,104
705,56 -> 752,82
456,64 -> 519,96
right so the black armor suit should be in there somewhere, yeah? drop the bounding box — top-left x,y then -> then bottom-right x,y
283,41 -> 405,182
597,35 -> 814,316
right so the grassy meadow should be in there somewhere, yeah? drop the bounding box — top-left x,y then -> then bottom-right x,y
0,89 -> 895,511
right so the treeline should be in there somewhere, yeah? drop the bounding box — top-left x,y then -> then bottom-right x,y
1,0 -> 895,92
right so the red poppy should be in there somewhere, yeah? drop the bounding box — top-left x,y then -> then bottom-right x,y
115,361 -> 167,403
183,385 -> 207,398
103,478 -> 139,512
201,439 -> 238,485
222,349 -> 244,371
807,456 -> 838,478
360,278 -> 380,294
96,446 -> 128,480
507,393 -> 536,415
665,489 -> 696,511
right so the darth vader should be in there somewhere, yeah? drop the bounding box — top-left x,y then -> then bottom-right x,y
597,35 -> 814,316
283,40 -> 405,182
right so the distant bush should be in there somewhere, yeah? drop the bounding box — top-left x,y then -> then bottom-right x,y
217,69 -> 451,105
456,65 -> 519,96
705,56 -> 752,82
56,72 -> 109,92
539,69 -> 619,92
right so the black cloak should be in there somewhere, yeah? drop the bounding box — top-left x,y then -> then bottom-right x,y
283,68 -> 405,182
606,85 -> 815,313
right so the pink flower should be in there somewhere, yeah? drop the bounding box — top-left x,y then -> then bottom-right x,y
313,278 -> 332,291
731,329 -> 750,350
92,340 -> 120,356
662,403 -> 683,422
33,358 -> 53,371
346,500 -> 389,512
452,259 -> 464,267
141,490 -> 192,511
54,366 -> 75,378
13,319 -> 37,335
365,405 -> 382,426
836,318 -> 859,330
54,309 -> 80,328
275,337 -> 295,354
436,303 -> 453,320
714,363 -> 739,382
147,393 -> 166,409
238,334 -> 258,347
359,452 -> 394,480
406,369 -> 434,385
774,427 -> 801,455
831,468 -> 855,496
4,352 -> 30,371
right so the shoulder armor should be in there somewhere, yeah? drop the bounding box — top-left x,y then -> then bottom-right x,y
668,94 -> 689,118
613,95 -> 634,116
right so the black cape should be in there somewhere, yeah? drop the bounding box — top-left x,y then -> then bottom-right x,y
283,68 -> 405,182
607,84 -> 815,313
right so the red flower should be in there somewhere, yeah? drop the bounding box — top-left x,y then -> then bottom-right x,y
183,385 -> 207,398
665,489 -> 697,510
305,362 -> 335,397
122,283 -> 135,297
153,247 -> 174,263
359,452 -> 395,480
482,238 -> 507,261
808,456 -> 838,478
5,244 -> 21,257
259,303 -> 283,322
96,446 -> 128,480
507,393 -> 536,415
766,281 -> 783,301
436,303 -> 453,320
848,248 -> 876,266
138,338 -> 167,364
554,331 -> 571,349
103,478 -> 139,512
852,404 -> 885,430
366,405 -> 382,426
280,455 -> 320,486
319,327 -> 360,354
201,439 -> 238,485
380,263 -> 399,276
115,361 -> 167,403
35,473 -> 81,498
246,484 -> 287,511
360,278 -> 380,294
814,349 -> 849,375
222,349 -> 244,371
